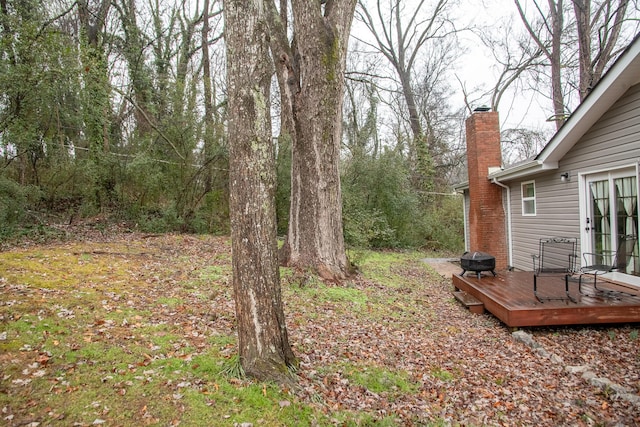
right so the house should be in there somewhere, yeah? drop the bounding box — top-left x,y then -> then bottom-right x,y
456,34 -> 640,277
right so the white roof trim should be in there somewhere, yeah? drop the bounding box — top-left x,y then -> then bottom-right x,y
498,35 -> 640,180
455,158 -> 549,190
489,159 -> 545,181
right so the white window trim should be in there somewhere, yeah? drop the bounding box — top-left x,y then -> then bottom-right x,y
521,180 -> 536,216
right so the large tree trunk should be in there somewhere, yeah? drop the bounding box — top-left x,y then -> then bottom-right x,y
573,0 -> 592,101
77,0 -> 114,208
225,0 -> 297,382
276,0 -> 356,281
398,69 -> 433,189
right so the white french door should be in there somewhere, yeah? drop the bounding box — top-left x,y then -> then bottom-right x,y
582,167 -> 639,275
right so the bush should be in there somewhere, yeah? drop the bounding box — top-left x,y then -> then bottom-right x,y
341,148 -> 464,251
0,176 -> 32,231
342,149 -> 420,248
420,195 -> 464,253
343,205 -> 397,248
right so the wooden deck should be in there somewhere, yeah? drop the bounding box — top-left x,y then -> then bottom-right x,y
451,271 -> 640,328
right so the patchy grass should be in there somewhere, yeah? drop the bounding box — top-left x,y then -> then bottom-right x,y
430,367 -> 455,382
0,236 -> 341,426
2,234 -> 640,426
341,362 -> 419,395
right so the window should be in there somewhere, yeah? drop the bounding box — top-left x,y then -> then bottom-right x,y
522,181 -> 536,216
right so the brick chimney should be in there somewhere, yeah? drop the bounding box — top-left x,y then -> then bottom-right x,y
465,109 -> 507,270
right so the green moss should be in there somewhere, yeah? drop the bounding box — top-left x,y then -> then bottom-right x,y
288,282 -> 367,314
331,412 -> 403,426
324,286 -> 367,305
197,265 -> 230,281
0,340 -> 23,352
148,329 -> 180,351
178,384 -> 322,426
104,307 -> 152,323
6,315 -> 75,349
209,334 -> 236,348
0,236 -> 447,425
0,243 -> 150,290
322,30 -> 341,83
157,296 -> 184,307
431,367 -> 455,382
343,363 -> 419,395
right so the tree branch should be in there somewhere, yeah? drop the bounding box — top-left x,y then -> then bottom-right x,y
111,86 -> 186,161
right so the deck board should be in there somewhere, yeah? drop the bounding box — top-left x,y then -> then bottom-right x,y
451,271 -> 640,327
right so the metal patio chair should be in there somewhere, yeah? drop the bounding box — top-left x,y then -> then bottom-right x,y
579,234 -> 637,295
532,237 -> 578,302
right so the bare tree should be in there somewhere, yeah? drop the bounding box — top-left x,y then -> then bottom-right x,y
573,0 -> 631,100
266,0 -> 357,281
355,0 -> 458,187
113,0 -> 154,136
201,0 -> 224,195
225,0 -> 297,382
514,0 -> 567,129
475,20 -> 546,113
514,0 -> 637,129
343,76 -> 381,158
501,127 -> 548,165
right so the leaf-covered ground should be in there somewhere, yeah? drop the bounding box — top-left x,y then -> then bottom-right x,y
1,230 -> 639,426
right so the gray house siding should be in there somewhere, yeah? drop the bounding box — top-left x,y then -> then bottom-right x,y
509,173 -> 581,270
561,86 -> 640,172
507,83 -> 640,271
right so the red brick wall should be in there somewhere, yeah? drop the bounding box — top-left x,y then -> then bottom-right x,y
465,111 -> 507,270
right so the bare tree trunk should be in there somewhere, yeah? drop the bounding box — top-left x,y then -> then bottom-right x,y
225,0 -> 297,383
589,0 -> 629,87
514,0 -> 632,128
515,0 -> 566,130
573,0 -> 592,100
115,0 -> 153,137
77,0 -> 112,151
357,0 -> 452,189
202,0 -> 214,193
284,0 -> 356,281
549,0 -> 565,130
573,0 -> 629,100
267,0 -> 355,281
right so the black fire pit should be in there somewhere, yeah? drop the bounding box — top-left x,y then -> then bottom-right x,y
460,251 -> 496,279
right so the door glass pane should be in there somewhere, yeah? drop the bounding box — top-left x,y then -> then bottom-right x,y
590,180 -> 611,258
614,177 -> 638,274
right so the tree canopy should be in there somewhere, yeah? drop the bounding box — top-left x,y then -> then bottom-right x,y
1,0 -> 637,250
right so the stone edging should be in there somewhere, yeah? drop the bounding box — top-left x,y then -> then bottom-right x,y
512,330 -> 640,407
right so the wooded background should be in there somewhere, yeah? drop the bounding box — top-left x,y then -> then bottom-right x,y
1,0 -> 637,251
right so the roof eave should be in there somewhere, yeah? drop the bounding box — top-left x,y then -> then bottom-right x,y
488,159 -> 555,182
537,37 -> 640,164
454,159 -> 557,191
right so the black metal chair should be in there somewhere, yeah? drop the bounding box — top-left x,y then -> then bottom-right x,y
532,237 -> 578,302
579,234 -> 637,295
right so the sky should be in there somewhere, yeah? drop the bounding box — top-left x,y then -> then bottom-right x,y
453,0 -> 555,133
352,0 -> 560,142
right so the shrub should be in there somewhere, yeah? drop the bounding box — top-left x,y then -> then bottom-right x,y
0,176 -> 32,235
341,148 -> 464,251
